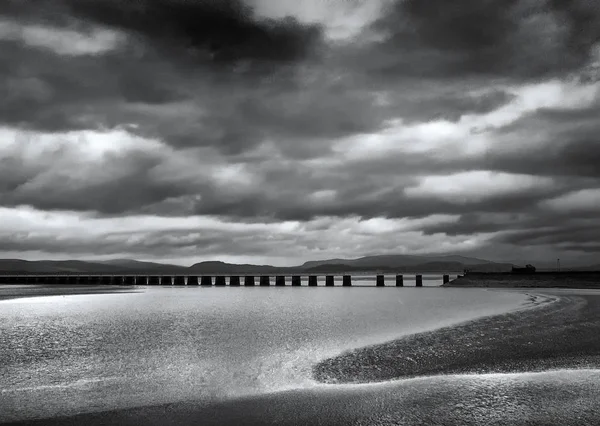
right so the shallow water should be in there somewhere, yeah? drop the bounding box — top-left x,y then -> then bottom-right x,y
1,285 -> 529,422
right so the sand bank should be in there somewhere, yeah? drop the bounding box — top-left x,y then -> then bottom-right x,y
0,285 -> 139,301
6,289 -> 600,425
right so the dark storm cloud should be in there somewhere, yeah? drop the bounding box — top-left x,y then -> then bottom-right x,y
0,143 -> 198,215
2,0 -> 600,264
62,0 -> 323,66
355,0 -> 600,80
0,229 -> 262,257
1,0 -> 323,66
483,104 -> 600,178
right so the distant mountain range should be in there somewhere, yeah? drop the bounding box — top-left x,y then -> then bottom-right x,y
0,254 -> 517,274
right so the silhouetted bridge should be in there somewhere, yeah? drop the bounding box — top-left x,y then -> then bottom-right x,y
0,274 -> 451,287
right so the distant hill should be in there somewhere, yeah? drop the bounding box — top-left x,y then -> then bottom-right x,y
302,254 -> 498,270
0,254 -> 517,275
96,259 -> 183,272
303,261 -> 513,273
0,259 -> 124,274
188,261 -> 281,274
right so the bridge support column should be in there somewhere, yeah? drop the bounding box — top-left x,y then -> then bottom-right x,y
416,275 -> 423,287
137,276 -> 148,286
260,276 -> 271,286
326,275 -> 334,286
230,276 -> 241,286
201,276 -> 212,286
215,276 -> 226,286
443,274 -> 450,284
376,275 -> 385,287
276,276 -> 285,286
308,275 -> 318,287
187,276 -> 199,286
291,276 -> 301,286
396,275 -> 404,287
244,276 -> 255,286
343,275 -> 352,286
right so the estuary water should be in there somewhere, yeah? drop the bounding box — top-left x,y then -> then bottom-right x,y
1,283 -> 530,423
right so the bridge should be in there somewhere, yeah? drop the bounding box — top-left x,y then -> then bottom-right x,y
0,274 -> 451,286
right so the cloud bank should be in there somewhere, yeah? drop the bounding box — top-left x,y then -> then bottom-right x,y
1,0 -> 599,266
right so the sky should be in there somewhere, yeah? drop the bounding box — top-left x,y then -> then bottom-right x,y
1,0 -> 599,267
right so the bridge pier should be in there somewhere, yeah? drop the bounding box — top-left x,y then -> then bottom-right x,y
137,276 -> 148,286
260,276 -> 271,286
443,274 -> 450,284
187,276 -> 199,286
215,276 -> 226,286
160,276 -> 172,286
174,276 -> 185,286
416,275 -> 423,287
201,276 -> 212,286
396,275 -> 404,287
308,275 -> 318,286
244,276 -> 255,286
376,275 -> 385,287
326,275 -> 334,287
343,275 -> 352,286
276,275 -> 285,286
292,275 -> 301,286
230,276 -> 241,286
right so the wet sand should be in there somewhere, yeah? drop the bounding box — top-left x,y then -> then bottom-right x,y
314,291 -> 600,383
5,289 -> 600,425
0,285 -> 139,301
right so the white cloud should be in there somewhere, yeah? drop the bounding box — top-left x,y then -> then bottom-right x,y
333,78 -> 600,163
543,188 -> 600,213
250,0 -> 389,41
405,171 -> 555,203
0,19 -> 123,56
0,206 -> 485,265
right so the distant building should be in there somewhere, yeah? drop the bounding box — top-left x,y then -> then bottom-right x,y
511,264 -> 536,274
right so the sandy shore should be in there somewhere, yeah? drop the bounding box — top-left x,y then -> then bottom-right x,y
6,289 -> 600,425
0,285 -> 139,301
314,291 -> 600,383
445,274 -> 600,288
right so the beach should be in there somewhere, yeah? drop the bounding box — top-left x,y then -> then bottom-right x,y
0,285 -> 139,301
3,285 -> 600,425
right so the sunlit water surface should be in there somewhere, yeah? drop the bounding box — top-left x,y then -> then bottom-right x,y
2,285 -> 532,421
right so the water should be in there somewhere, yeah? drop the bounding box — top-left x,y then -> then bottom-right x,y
0,284 -> 529,422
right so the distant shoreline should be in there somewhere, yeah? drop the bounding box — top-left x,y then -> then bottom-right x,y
444,273 -> 600,288
313,289 -> 600,384
0,285 -> 139,301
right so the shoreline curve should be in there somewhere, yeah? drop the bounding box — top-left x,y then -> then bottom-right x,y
313,290 -> 600,384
